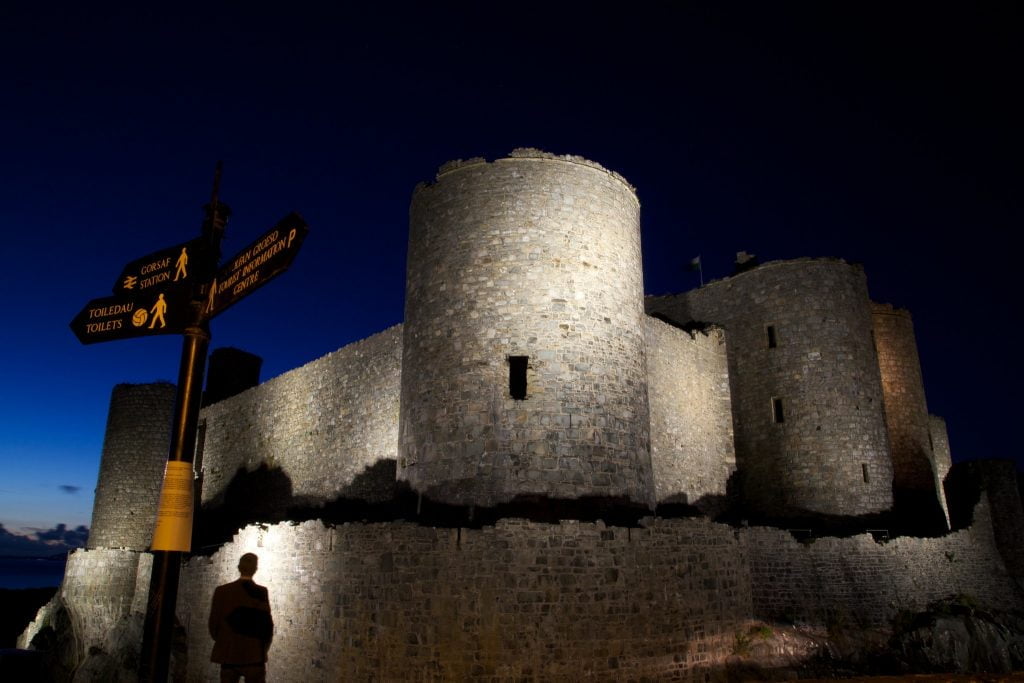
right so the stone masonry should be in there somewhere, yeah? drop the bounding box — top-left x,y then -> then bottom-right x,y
744,497 -> 1018,627
645,317 -> 735,510
176,518 -> 751,682
399,150 -> 654,507
647,259 -> 894,518
88,383 -> 176,550
871,303 -> 936,494
197,325 -> 402,508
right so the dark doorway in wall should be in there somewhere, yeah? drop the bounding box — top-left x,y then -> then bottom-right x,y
509,356 -> 529,400
766,325 -> 778,349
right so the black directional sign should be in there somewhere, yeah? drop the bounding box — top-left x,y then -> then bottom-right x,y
204,212 -> 308,318
113,238 -> 206,296
70,287 -> 192,344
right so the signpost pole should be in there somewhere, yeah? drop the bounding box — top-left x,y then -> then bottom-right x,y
139,165 -> 227,682
138,319 -> 209,682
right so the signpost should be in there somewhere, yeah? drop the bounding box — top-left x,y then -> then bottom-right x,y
70,288 -> 193,344
205,211 -> 308,317
69,164 -> 307,682
112,237 -> 206,296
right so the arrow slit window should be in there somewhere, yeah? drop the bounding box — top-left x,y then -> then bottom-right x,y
509,356 -> 529,400
772,397 -> 785,424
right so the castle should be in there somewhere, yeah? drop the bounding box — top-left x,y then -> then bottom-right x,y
19,150 -> 1024,681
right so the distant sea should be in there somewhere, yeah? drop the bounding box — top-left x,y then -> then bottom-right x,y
0,557 -> 66,589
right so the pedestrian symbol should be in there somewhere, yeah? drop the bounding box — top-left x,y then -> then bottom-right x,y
174,247 -> 188,281
149,293 -> 168,329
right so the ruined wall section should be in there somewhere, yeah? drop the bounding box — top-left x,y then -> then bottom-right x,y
88,383 -> 176,550
399,149 -> 654,507
647,260 -> 893,518
19,549 -> 152,657
743,498 -> 1021,625
929,414 -> 953,524
198,325 -> 402,507
645,317 -> 735,511
177,518 -> 750,682
946,460 -> 1024,578
871,303 -> 937,493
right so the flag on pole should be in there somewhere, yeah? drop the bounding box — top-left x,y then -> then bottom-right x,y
686,255 -> 703,286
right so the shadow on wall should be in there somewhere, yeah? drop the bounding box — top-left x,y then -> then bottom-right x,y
194,460 -> 402,551
194,458 -> 960,552
194,459 -> 676,551
656,469 -> 741,521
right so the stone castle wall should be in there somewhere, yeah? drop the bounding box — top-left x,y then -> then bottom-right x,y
871,303 -> 936,494
18,549 -> 152,657
645,317 -> 735,510
946,460 -> 1024,577
167,505 -> 1022,681
88,383 -> 177,550
176,518 -> 751,682
399,150 -> 654,507
198,325 -> 403,508
646,260 -> 893,518
744,497 -> 1020,626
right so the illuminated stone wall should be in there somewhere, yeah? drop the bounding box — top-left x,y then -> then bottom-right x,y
645,317 -> 735,511
177,518 -> 750,682
88,382 -> 176,550
930,415 -> 952,482
871,303 -> 938,494
197,325 -> 402,508
169,506 -> 1023,681
744,498 -> 1022,625
647,259 -> 893,518
398,150 -> 654,507
930,414 -> 952,524
18,548 -> 151,660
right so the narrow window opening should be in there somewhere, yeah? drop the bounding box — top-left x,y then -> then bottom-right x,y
766,325 -> 778,349
772,397 -> 785,423
862,463 -> 870,483
509,356 -> 529,400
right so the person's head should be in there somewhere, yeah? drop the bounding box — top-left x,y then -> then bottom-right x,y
238,553 -> 258,578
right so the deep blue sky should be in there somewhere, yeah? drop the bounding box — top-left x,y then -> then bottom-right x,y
0,4 -> 1020,535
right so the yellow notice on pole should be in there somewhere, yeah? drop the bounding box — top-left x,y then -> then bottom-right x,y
150,461 -> 194,552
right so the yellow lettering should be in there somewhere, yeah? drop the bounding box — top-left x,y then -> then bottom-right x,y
139,271 -> 171,290
232,270 -> 260,296
287,228 -> 297,247
89,302 -> 134,319
140,257 -> 171,275
86,319 -> 123,333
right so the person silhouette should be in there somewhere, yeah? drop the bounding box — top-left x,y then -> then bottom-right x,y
208,553 -> 273,682
174,247 -> 189,280
148,293 -> 167,329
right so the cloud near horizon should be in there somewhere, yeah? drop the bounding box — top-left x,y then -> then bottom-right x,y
58,484 -> 82,494
0,522 -> 89,557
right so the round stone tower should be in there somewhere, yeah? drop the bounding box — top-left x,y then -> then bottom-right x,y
647,259 -> 893,518
88,382 -> 176,550
398,149 -> 654,508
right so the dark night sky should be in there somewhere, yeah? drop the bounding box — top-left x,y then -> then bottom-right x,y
0,4 -> 1020,534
